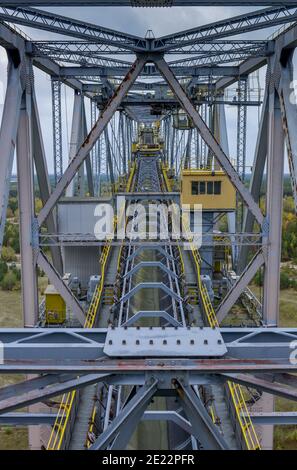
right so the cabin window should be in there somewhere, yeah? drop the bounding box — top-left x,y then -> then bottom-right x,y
199,181 -> 206,194
191,181 -> 199,195
214,181 -> 222,195
191,180 -> 221,195
207,182 -> 213,194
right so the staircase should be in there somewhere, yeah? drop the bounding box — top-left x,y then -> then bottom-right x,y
69,385 -> 97,450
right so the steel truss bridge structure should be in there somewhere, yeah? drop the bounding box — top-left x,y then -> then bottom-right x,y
0,0 -> 297,451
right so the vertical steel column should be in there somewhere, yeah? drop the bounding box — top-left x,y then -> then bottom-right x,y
236,78 -> 248,237
236,78 -> 248,181
238,87 -> 268,275
184,129 -> 192,169
201,103 -> 207,167
0,55 -> 23,253
90,99 -> 97,193
263,90 -> 284,327
31,92 -> 63,274
66,90 -> 84,197
17,91 -> 38,327
82,100 -> 94,196
170,125 -> 176,168
120,112 -> 127,174
104,128 -> 115,190
51,78 -> 63,186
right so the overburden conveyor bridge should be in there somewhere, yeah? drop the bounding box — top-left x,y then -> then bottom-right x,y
1,0 -> 297,451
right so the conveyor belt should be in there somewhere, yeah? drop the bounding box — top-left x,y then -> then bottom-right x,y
47,155 -> 259,450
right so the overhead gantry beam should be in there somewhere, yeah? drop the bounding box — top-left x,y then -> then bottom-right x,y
2,1 -> 297,5
0,6 -> 146,52
0,326 -> 297,363
152,6 -> 297,52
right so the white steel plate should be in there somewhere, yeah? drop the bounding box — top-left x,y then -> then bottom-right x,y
104,327 -> 227,357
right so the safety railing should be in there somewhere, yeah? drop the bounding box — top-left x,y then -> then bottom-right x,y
47,196 -> 118,450
84,163 -> 136,449
162,165 -> 261,451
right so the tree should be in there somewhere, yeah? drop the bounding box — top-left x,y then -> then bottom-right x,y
280,272 -> 290,290
254,270 -> 263,287
1,246 -> 17,262
1,271 -> 17,291
0,260 -> 8,282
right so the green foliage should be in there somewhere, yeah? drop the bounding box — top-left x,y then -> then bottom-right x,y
254,270 -> 263,287
282,197 -> 297,262
3,222 -> 19,253
280,272 -> 290,290
1,246 -> 16,262
0,260 -> 8,282
8,197 -> 18,214
1,271 -> 17,291
283,196 -> 296,214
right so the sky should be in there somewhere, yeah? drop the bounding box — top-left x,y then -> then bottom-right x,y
0,5 -> 293,174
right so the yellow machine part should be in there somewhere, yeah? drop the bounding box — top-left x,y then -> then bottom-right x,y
45,285 -> 66,324
181,169 -> 236,210
132,142 -> 138,153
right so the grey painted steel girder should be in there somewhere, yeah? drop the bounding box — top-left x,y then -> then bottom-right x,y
152,6 -> 297,52
3,410 -> 297,427
3,0 -> 297,5
123,261 -> 179,280
3,1 -> 297,5
89,379 -> 158,450
59,65 -> 241,78
0,5 -> 296,55
30,46 -> 268,71
38,56 -> 147,225
0,327 -> 297,362
244,412 -> 297,425
175,380 -> 228,449
154,55 -> 264,226
216,249 -> 266,324
0,6 -> 146,52
30,39 -> 268,57
0,413 -> 58,425
122,310 -> 182,327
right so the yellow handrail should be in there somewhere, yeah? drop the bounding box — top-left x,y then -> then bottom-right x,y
47,165 -> 138,451
85,163 -> 136,449
47,225 -> 114,450
163,166 -> 261,451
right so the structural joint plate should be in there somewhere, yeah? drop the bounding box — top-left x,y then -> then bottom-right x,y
104,327 -> 227,357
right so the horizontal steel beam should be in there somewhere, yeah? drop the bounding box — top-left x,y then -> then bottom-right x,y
0,373 -> 109,413
153,6 -> 297,51
0,327 -> 296,361
0,6 -> 145,51
222,373 -> 297,401
246,412 -> 297,425
0,412 -> 57,425
2,1 -> 297,5
0,358 -> 295,375
59,65 -> 239,78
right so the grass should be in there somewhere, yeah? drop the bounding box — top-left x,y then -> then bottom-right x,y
227,284 -> 297,450
0,278 -> 48,450
0,277 -> 296,450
